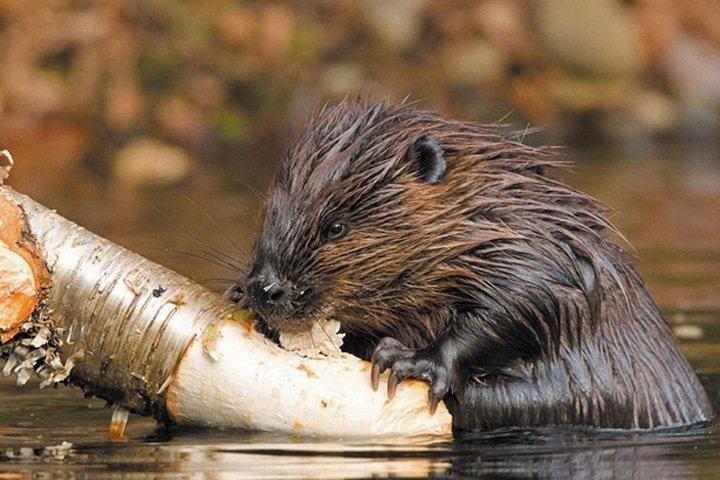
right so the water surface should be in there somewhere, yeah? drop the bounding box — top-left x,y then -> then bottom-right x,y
1,143 -> 719,478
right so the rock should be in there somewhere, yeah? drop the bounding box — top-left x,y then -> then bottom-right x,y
663,35 -> 720,135
535,0 -> 644,77
186,74 -> 227,110
475,0 -> 541,61
113,138 -> 194,189
673,324 -> 704,340
630,90 -> 679,134
156,96 -> 204,144
548,73 -> 635,112
213,5 -> 255,47
258,4 -> 295,60
364,0 -> 425,50
321,63 -> 367,96
444,41 -> 508,85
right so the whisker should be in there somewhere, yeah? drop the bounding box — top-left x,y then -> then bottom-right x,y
145,203 -> 250,272
197,284 -> 231,294
203,244 -> 248,264
307,316 -> 318,351
164,248 -> 242,272
199,278 -> 238,285
198,247 -> 245,271
184,196 -> 248,257
211,168 -> 268,202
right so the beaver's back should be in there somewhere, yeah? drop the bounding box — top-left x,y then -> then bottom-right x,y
449,243 -> 714,430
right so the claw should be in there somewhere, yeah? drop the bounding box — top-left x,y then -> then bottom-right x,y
371,363 -> 381,390
387,371 -> 398,399
370,336 -> 451,409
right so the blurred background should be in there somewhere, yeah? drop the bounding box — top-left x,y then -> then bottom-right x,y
0,0 -> 719,313
0,2 -> 720,472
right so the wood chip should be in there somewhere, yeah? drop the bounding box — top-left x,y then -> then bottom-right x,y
279,319 -> 344,358
107,407 -> 130,442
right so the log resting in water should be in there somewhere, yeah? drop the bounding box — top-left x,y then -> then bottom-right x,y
0,186 -> 451,437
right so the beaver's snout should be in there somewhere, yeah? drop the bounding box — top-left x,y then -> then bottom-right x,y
246,263 -> 296,316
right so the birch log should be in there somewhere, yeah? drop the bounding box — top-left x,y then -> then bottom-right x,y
0,186 -> 452,437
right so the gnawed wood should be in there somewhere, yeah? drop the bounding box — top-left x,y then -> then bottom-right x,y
0,186 -> 452,437
167,319 -> 452,436
0,192 -> 48,342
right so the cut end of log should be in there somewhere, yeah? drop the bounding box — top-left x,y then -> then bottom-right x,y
0,190 -> 48,342
0,150 -> 13,185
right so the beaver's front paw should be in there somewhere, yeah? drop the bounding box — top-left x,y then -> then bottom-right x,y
370,337 -> 454,414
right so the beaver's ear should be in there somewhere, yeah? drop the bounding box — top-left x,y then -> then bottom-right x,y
404,135 -> 446,184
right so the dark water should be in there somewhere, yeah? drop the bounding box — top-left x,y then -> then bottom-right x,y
1,143 -> 719,478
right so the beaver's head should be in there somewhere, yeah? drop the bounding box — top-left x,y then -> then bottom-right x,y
228,98 -> 570,347
228,99 -> 473,342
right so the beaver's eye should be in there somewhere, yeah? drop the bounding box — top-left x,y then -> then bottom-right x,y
326,220 -> 348,240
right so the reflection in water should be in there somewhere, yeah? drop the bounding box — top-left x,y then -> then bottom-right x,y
1,415 -> 719,478
447,425 -> 717,479
1,144 -> 719,478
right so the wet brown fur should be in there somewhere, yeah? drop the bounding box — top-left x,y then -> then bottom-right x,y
240,97 -> 714,431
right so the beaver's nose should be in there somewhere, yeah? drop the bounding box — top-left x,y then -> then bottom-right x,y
261,282 -> 287,304
247,264 -> 292,311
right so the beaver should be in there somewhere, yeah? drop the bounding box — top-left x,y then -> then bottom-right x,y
227,97 -> 714,431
